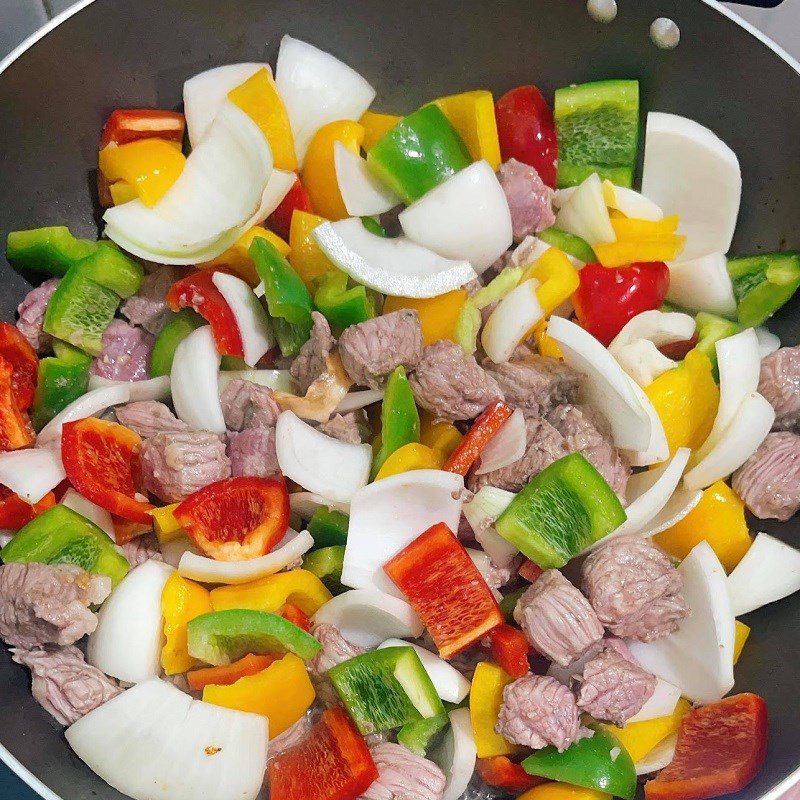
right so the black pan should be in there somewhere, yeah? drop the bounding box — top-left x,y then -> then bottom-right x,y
0,0 -> 798,798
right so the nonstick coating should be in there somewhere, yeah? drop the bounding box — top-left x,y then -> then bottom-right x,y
0,1 -> 798,799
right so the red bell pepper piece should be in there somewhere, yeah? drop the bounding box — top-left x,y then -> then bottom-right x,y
186,653 -> 280,691
166,269 -> 244,358
487,624 -> 531,678
0,486 -> 55,530
61,418 -> 154,523
175,476 -> 289,561
269,706 -> 379,800
0,323 -> 38,411
659,332 -> 699,361
280,602 -> 312,632
112,516 -> 153,545
519,559 -> 544,583
645,693 -> 768,800
266,177 -> 314,241
443,400 -> 513,476
495,85 -> 558,188
100,109 -> 186,148
573,261 -> 671,346
477,756 -> 546,793
0,357 -> 35,452
384,521 -> 504,659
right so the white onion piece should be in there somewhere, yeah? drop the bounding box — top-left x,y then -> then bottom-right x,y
171,326 -> 225,434
87,560 -> 174,684
547,316 -> 651,451
755,326 -> 781,358
399,161 -> 513,272
65,678 -> 268,800
379,639 -> 470,703
183,62 -> 271,147
624,378 -> 670,467
160,536 -> 202,568
475,408 -> 526,474
0,447 -> 66,504
628,677 -> 681,723
642,113 -> 741,261
211,272 -> 274,367
433,708 -> 477,800
667,253 -> 737,318
88,374 -> 171,402
727,532 -> 800,616
61,488 -> 115,538
603,181 -> 664,221
334,142 -> 400,216
312,589 -> 423,648
612,341 -> 677,388
554,173 -> 616,246
610,311 -> 696,350
335,389 -> 384,414
178,529 -> 314,585
639,484 -> 703,537
288,492 -> 350,520
246,169 -> 296,228
37,384 -> 131,445
218,369 -> 294,394
275,35 -> 376,162
314,218 -> 476,299
0,530 -> 12,548
276,410 -> 371,503
482,279 -> 544,364
466,548 -> 498,592
341,470 -> 464,598
462,487 -> 519,568
628,541 -> 734,703
635,733 -> 677,776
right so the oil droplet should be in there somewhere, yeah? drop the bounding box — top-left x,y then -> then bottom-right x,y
651,17 -> 681,49
587,0 -> 618,24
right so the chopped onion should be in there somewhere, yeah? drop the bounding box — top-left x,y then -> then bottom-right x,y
482,279 -> 544,364
0,447 -> 66,504
87,560 -> 174,684
275,35 -> 376,162
379,639 -> 470,703
431,708 -> 477,800
65,678 -> 268,800
104,103 -> 272,265
211,272 -> 274,367
554,173 -> 616,246
462,487 -> 519,568
314,218 -> 476,299
625,377 -> 670,467
399,161 -> 513,272
37,384 -> 131,446
474,408 -> 526,474
88,374 -> 171,402
183,62 -> 271,146
61,488 -> 115,538
635,733 -> 677,776
611,340 -> 677,388
334,142 -> 400,216
667,253 -> 737,318
178,529 -> 314,585
335,389 -> 384,413
638,484 -> 703,537
273,354 -> 352,423
602,180 -> 664,221
312,588 -> 424,648
341,469 -> 464,598
642,113 -> 741,260
288,492 -> 350,520
547,316 -> 651,451
628,677 -> 681,723
218,369 -> 294,394
727,532 -> 800,616
160,536 -> 202,568
755,326 -> 781,358
628,541 -> 734,703
171,326 -> 225,434
246,168 -> 296,228
466,548 -> 503,603
276,410 -> 371,503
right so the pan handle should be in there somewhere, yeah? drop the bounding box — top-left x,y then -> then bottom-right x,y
729,0 -> 785,6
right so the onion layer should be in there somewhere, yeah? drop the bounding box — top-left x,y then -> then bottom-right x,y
171,326 -> 225,434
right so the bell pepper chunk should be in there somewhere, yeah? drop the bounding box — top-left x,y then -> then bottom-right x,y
288,210 -> 336,290
61,418 -> 154,523
533,320 -> 564,359
203,652 -> 315,736
432,90 -> 502,170
693,312 -> 741,371
727,251 -> 800,327
470,662 -> 521,758
645,694 -> 767,800
149,503 -> 184,543
280,602 -> 312,632
443,400 -> 513,476
539,227 -> 597,263
374,442 -> 443,480
487,623 -> 531,678
302,545 -> 346,595
371,365 -> 420,479
186,653 -> 279,691
267,176 -> 314,242
397,712 -> 450,757
268,706 -> 379,800
360,110 -> 402,150
209,569 -> 332,616
384,522 -> 504,659
6,226 -> 97,277
602,698 -> 691,763
314,270 -> 376,331
108,180 -> 137,206
0,487 -> 55,531
200,226 -> 290,287
160,572 -> 213,675
477,756 -> 544,793
0,323 -> 38,411
419,415 -> 462,461
0,357 -> 34,452
150,308 -> 205,377
31,341 -> 90,430
519,783 -> 610,800
383,290 -> 468,346
72,243 -> 144,300
733,621 -> 751,665
99,108 -> 185,148
308,506 -> 349,548
521,247 -> 580,316
595,235 -> 686,269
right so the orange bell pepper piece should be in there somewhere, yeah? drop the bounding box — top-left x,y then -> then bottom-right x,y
186,653 -> 280,691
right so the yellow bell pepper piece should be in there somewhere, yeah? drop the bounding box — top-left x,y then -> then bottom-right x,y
645,350 -> 719,456
99,139 -> 186,207
470,662 -> 521,758
431,90 -> 501,170
150,503 -> 184,544
533,320 -> 563,359
522,247 -> 580,316
602,698 -> 691,763
108,180 -> 138,206
420,415 -> 462,460
360,111 -> 401,150
289,210 -> 337,290
228,68 -> 297,171
654,481 -> 752,572
200,226 -> 289,286
594,235 -> 687,268
210,569 -> 332,616
734,621 -> 751,665
203,652 -> 315,736
161,573 -> 213,675
383,290 -> 469,346
374,442 -> 444,480
301,120 -> 364,221
611,215 -> 679,238
519,784 -> 611,800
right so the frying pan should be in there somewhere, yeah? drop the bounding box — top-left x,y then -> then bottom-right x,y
0,0 -> 799,798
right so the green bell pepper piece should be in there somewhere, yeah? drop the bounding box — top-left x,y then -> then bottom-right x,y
538,227 -> 598,263
522,725 -> 637,800
74,244 -> 143,299
499,587 -> 525,624
371,365 -> 420,479
6,226 -> 97,276
496,452 -> 626,568
186,609 -> 321,666
314,270 -> 376,331
1,505 -> 129,586
361,216 -> 387,237
367,105 -> 472,204
150,308 -> 205,377
694,312 -> 742,373
727,251 -> 800,327
397,712 -> 450,757
328,646 -> 445,735
308,507 -> 349,548
271,317 -> 310,358
31,341 -> 91,430
302,545 -> 346,595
